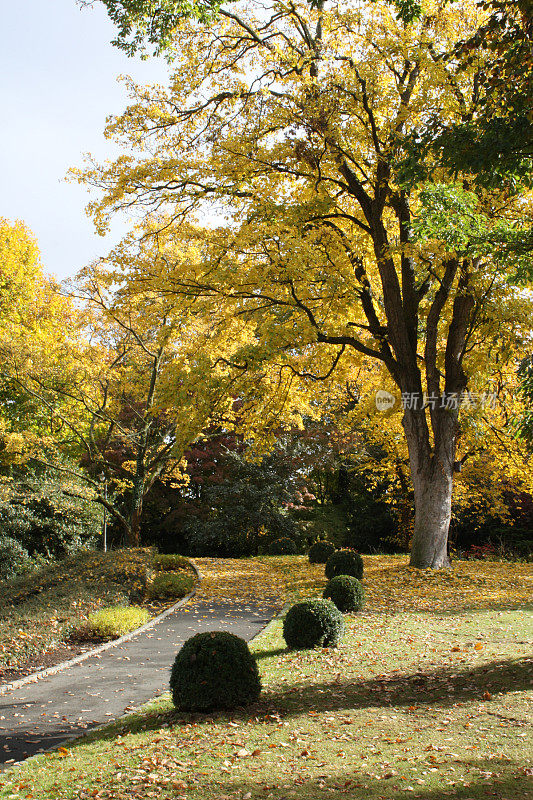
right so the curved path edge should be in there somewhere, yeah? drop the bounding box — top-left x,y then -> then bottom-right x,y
38,602 -> 286,758
0,559 -> 202,697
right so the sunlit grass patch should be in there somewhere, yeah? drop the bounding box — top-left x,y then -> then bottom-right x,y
1,607 -> 531,800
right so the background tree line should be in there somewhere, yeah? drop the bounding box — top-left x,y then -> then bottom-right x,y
1,0 -> 532,576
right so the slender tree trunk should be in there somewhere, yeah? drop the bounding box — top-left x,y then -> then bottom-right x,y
127,472 -> 145,548
128,507 -> 142,547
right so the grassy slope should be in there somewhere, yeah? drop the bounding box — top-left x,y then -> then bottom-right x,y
0,548 -> 158,670
0,555 -> 532,800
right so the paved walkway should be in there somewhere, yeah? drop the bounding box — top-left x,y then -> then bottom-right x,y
0,568 -> 280,769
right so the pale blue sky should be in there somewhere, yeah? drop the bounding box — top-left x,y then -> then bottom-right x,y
1,0 -> 169,279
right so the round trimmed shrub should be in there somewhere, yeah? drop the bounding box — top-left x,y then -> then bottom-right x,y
325,549 -> 364,580
308,540 -> 336,564
170,631 -> 261,711
269,537 -> 297,555
283,599 -> 344,649
323,575 -> 365,612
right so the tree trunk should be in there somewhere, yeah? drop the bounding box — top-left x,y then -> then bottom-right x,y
128,508 -> 142,547
127,473 -> 144,548
403,408 -> 455,569
409,462 -> 452,568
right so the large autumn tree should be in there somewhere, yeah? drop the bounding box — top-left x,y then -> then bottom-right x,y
77,0 -> 533,567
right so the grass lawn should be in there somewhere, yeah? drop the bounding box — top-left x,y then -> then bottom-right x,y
0,548 -> 194,675
0,555 -> 531,800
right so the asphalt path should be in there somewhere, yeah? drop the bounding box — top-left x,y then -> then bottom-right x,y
0,597 -> 278,769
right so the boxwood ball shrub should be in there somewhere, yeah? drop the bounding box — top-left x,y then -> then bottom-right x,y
325,549 -> 364,580
308,540 -> 336,564
269,537 -> 297,555
170,631 -> 261,711
323,575 -> 365,612
283,599 -> 344,649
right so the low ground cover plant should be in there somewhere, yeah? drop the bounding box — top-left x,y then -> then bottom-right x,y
71,605 -> 150,642
147,572 -> 194,600
323,574 -> 365,612
283,598 -> 344,649
170,631 -> 261,711
325,549 -> 364,580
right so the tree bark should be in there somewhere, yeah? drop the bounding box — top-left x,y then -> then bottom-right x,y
403,408 -> 456,569
127,473 -> 144,548
409,461 -> 452,568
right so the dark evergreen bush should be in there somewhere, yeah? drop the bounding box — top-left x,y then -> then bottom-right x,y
323,575 -> 365,612
148,572 -> 194,599
325,549 -> 364,580
283,599 -> 344,649
153,553 -> 189,571
308,540 -> 336,563
269,537 -> 297,555
170,631 -> 261,711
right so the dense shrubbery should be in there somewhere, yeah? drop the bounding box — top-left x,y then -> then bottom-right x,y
0,536 -> 30,580
0,466 -> 102,579
450,491 -> 533,560
268,537 -> 297,555
170,631 -> 261,711
141,442 -> 301,557
283,599 -> 344,649
308,540 -> 336,563
71,605 -> 149,641
325,549 -> 364,580
147,572 -> 194,600
182,508 -> 298,558
323,575 -> 365,612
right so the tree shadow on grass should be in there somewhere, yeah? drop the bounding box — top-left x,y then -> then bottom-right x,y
414,602 -> 533,616
66,654 -> 533,749
253,646 -> 288,660
198,758 -> 533,800
184,758 -> 532,800
259,655 -> 533,718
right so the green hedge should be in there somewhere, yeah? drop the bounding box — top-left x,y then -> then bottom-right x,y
308,540 -> 336,564
153,553 -> 190,571
269,537 -> 298,555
